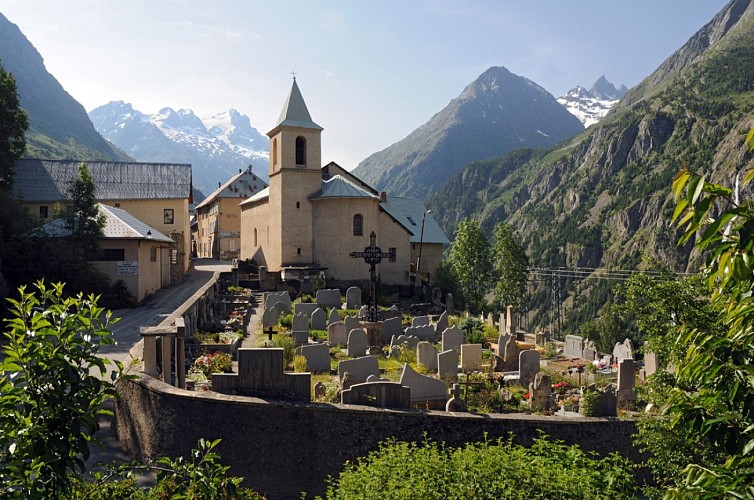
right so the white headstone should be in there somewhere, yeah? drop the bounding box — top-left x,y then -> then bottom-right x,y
460,343 -> 482,372
400,363 -> 447,403
347,329 -> 368,357
327,321 -> 347,346
564,335 -> 583,358
417,341 -> 439,372
441,326 -> 464,353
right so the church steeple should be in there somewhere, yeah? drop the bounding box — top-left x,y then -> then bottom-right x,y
270,78 -> 323,133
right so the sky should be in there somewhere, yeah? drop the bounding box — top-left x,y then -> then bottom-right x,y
1,0 -> 731,168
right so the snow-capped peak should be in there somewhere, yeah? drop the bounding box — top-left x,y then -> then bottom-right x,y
557,76 -> 627,127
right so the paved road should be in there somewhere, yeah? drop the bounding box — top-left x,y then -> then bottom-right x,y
87,259 -> 232,476
98,259 -> 233,368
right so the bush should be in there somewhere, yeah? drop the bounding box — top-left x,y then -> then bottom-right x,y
293,355 -> 308,373
277,312 -> 293,329
193,352 -> 233,377
272,334 -> 296,366
0,282 -> 125,497
324,435 -> 636,499
458,317 -> 486,346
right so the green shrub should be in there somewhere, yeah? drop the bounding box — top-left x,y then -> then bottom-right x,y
324,435 -> 636,499
580,389 -> 599,417
293,355 -> 308,373
310,329 -> 327,341
272,334 -> 296,366
278,313 -> 293,329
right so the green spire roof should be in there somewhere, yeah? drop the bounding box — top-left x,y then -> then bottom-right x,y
274,79 -> 323,130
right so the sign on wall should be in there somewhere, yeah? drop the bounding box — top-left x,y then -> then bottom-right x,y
117,261 -> 138,275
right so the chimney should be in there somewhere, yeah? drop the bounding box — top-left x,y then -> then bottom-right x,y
239,168 -> 242,173
380,191 -> 387,202
218,182 -> 221,188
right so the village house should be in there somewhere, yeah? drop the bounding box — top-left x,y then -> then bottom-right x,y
239,79 -> 448,288
32,203 -> 174,302
192,165 -> 268,260
13,159 -> 193,287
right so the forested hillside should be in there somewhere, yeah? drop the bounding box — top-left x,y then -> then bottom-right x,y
430,0 -> 754,333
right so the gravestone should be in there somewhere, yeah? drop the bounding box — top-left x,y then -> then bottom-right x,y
613,338 -> 635,361
437,349 -> 458,382
327,321 -> 348,346
310,308 -> 327,331
292,313 -> 309,332
460,343 -> 482,372
441,326 -> 464,353
313,381 -> 326,399
643,351 -> 658,378
405,324 -> 435,341
347,329 -> 368,357
291,330 -> 309,345
381,306 -> 401,320
345,286 -> 362,309
580,384 -> 617,417
400,364 -> 447,406
582,347 -> 597,362
344,316 -> 361,335
503,335 -> 520,371
446,293 -> 455,315
434,311 -> 448,338
316,289 -> 342,309
295,343 -> 331,373
341,381 -> 410,409
529,372 -> 552,412
412,316 -> 429,327
497,334 -> 512,356
294,302 -> 319,317
498,312 -> 506,335
617,358 -> 637,405
262,308 -> 280,329
391,334 -> 420,350
212,348 -> 310,401
445,383 -> 466,412
327,308 -> 340,326
338,356 -> 380,386
506,305 -> 515,334
564,335 -> 584,358
265,291 -> 291,310
417,341 -> 438,372
358,305 -> 368,318
271,301 -> 289,317
341,372 -> 357,391
380,316 -> 402,343
486,313 -> 494,326
519,349 -> 541,387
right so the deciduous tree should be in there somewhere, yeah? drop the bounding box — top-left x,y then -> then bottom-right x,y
0,61 -> 27,191
446,218 -> 494,313
491,222 -> 529,312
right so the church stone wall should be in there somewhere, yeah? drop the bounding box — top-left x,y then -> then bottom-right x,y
377,210 -> 412,285
240,198 -> 271,266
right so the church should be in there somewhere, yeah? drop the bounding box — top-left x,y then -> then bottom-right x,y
239,79 -> 448,288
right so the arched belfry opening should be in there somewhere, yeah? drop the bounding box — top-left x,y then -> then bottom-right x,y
295,136 -> 307,166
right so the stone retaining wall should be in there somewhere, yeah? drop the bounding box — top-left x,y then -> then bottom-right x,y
115,374 -> 641,499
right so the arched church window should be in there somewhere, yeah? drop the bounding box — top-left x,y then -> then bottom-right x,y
295,136 -> 306,166
353,214 -> 363,236
272,138 -> 278,170
254,228 -> 258,247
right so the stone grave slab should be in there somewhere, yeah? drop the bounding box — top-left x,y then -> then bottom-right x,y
338,355 -> 380,386
292,313 -> 309,332
294,302 -> 319,317
380,316 -> 403,343
327,322 -> 347,347
497,334 -> 512,357
434,311 -> 448,338
412,316 -> 429,327
295,343 -> 330,373
262,308 -> 280,329
417,341 -> 438,372
613,338 -> 635,361
344,315 -> 361,334
400,364 -> 447,404
441,326 -> 464,353
519,349 -> 540,387
345,286 -> 362,309
437,349 -> 458,382
316,289 -> 342,309
212,348 -> 310,401
291,330 -> 309,345
405,324 -> 435,342
265,291 -> 291,310
347,329 -> 368,357
503,335 -> 520,371
310,308 -> 327,331
460,343 -> 482,372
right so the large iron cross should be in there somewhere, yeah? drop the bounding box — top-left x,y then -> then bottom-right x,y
350,231 -> 394,322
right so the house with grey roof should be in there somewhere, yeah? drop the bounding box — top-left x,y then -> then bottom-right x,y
13,159 -> 193,282
239,79 -> 448,290
34,203 -> 175,302
193,165 -> 268,260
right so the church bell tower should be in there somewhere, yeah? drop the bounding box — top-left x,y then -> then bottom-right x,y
266,78 -> 323,267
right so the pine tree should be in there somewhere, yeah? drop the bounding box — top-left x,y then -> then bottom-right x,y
0,61 -> 28,191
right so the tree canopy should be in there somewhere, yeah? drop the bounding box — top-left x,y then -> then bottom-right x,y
446,218 -> 494,313
0,61 -> 28,192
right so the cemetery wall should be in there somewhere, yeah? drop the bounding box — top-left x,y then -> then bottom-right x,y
116,373 -> 642,499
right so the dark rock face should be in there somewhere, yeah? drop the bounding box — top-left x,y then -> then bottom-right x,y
353,66 -> 584,199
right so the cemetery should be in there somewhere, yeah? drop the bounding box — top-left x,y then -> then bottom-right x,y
117,269 -> 655,496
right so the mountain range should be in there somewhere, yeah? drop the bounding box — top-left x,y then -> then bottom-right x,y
429,0 -> 754,332
352,66 -> 585,199
557,76 -> 628,127
0,12 -> 129,161
89,102 -> 269,195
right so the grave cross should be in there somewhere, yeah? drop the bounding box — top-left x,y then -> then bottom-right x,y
350,231 -> 394,322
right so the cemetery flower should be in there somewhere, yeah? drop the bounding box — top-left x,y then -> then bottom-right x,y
193,352 -> 233,377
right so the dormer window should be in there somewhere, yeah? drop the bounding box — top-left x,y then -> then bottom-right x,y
295,136 -> 306,166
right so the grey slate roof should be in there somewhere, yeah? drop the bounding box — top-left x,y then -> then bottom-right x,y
33,203 -> 173,243
13,159 -> 192,202
309,175 -> 378,200
272,79 -> 323,131
195,167 -> 268,210
380,196 -> 450,245
239,186 -> 269,206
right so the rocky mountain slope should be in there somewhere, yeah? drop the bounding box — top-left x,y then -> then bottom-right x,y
353,66 -> 584,199
0,13 -> 129,161
89,101 -> 269,195
557,76 -> 628,127
430,0 -> 754,332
